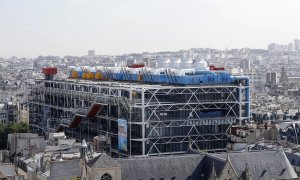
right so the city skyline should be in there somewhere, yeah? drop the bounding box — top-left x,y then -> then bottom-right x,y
1,0 -> 300,57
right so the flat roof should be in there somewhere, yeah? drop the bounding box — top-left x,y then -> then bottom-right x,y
35,78 -> 243,90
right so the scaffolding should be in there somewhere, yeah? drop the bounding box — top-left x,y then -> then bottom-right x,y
29,78 -> 250,157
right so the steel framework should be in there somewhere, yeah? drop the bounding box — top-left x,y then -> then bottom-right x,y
29,78 -> 250,157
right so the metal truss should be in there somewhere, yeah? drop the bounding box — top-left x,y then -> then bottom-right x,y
29,79 -> 250,157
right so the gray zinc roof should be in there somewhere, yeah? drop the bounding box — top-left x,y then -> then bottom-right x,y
116,154 -> 204,180
208,150 -> 297,180
285,151 -> 300,166
200,154 -> 226,179
86,153 -> 121,168
0,164 -> 16,177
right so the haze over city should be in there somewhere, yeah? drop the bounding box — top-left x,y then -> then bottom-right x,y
2,1 -> 300,179
1,0 -> 300,57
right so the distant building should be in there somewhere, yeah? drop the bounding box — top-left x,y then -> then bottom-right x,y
280,66 -> 288,83
288,42 -> 294,51
0,104 -> 8,124
243,71 -> 266,92
240,59 -> 250,72
88,50 -> 96,56
266,72 -> 278,85
268,43 -> 288,52
7,102 -> 18,122
0,102 -> 19,124
294,39 -> 300,51
287,76 -> 300,84
268,43 -> 277,51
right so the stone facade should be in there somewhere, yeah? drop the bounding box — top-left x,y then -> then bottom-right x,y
81,154 -> 121,180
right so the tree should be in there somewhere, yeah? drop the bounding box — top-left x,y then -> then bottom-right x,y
8,122 -> 18,134
0,122 -> 30,149
0,124 -> 8,149
16,122 -> 29,133
7,122 -> 29,134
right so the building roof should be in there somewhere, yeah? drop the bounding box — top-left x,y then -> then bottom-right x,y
206,150 -> 297,180
37,78 -> 243,92
22,149 -> 298,180
285,151 -> 300,166
116,154 -> 204,180
86,153 -> 121,168
201,153 -> 226,179
276,120 -> 300,131
0,164 -> 16,177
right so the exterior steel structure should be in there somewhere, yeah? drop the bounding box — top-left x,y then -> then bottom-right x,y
29,76 -> 250,157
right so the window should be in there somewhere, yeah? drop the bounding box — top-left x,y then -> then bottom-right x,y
101,173 -> 112,180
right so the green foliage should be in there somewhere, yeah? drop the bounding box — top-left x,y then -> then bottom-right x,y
0,124 -> 6,134
8,122 -> 29,133
0,122 -> 29,149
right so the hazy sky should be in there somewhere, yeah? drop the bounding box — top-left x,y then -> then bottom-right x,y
0,0 -> 300,57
